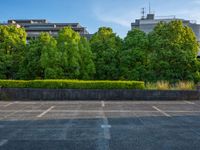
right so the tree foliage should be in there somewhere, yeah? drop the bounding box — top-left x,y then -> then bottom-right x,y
78,37 -> 95,79
0,25 -> 26,79
39,33 -> 63,79
57,27 -> 95,79
0,23 -> 199,83
90,27 -> 122,80
57,27 -> 81,79
20,33 -> 62,79
120,29 -> 149,81
148,20 -> 200,82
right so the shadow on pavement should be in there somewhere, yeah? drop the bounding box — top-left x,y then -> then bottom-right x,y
0,115 -> 200,150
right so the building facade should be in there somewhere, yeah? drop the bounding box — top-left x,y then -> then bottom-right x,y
131,13 -> 200,41
0,19 -> 91,40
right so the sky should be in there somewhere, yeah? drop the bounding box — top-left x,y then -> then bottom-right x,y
1,0 -> 200,37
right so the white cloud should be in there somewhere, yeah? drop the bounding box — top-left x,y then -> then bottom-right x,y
93,6 -> 139,28
91,1 -> 200,37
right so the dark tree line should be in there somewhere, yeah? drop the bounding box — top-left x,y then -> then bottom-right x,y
0,20 -> 200,82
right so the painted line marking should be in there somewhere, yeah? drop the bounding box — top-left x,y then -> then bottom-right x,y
3,101 -> 19,107
101,101 -> 105,107
0,139 -> 8,146
3,103 -> 12,107
101,102 -> 188,105
184,101 -> 195,105
102,118 -> 111,140
2,104 -> 31,119
101,125 -> 111,128
1,110 -> 200,113
101,123 -> 111,139
153,106 -> 171,117
37,106 -> 54,118
100,106 -> 111,140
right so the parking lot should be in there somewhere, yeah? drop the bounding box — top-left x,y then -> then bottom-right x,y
0,100 -> 200,150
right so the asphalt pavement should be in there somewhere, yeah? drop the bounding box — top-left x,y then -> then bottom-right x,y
0,100 -> 200,150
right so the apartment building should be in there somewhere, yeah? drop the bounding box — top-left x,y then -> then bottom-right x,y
131,13 -> 200,41
1,19 -> 91,40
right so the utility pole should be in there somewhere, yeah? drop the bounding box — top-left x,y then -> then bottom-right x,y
141,8 -> 145,19
149,1 -> 151,14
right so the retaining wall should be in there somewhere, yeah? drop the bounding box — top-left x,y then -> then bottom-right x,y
0,88 -> 199,101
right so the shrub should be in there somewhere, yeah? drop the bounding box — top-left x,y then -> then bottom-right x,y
145,82 -> 157,90
146,81 -> 195,90
174,81 -> 195,90
156,81 -> 170,90
0,80 -> 28,88
0,80 -> 145,90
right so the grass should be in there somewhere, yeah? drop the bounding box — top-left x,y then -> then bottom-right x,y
173,81 -> 195,90
146,81 -> 195,90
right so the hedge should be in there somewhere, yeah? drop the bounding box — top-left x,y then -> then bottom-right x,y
0,80 -> 145,90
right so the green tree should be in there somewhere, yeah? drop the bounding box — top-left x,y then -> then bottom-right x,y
148,20 -> 200,82
57,27 -> 81,79
78,37 -> 95,79
0,25 -> 26,79
120,29 -> 149,81
90,27 -> 122,80
40,33 -> 63,79
19,39 -> 43,79
19,33 -> 62,79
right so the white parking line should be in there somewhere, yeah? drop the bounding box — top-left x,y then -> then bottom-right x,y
101,125 -> 111,128
0,139 -> 8,146
101,123 -> 111,140
103,101 -> 189,105
37,106 -> 54,118
184,101 -> 195,105
1,110 -> 200,113
4,102 -> 18,107
101,117 -> 111,139
152,106 -> 171,117
101,101 -> 105,107
3,103 -> 12,107
2,103 -> 31,119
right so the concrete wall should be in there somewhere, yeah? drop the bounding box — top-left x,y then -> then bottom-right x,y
0,88 -> 199,101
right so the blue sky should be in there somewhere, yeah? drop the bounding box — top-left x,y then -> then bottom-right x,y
1,0 -> 200,37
